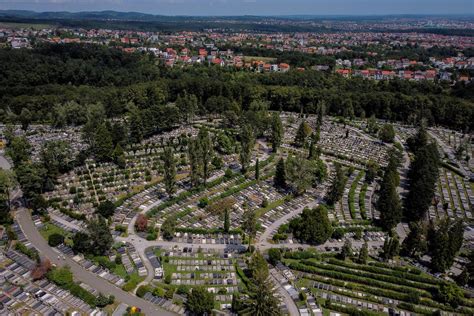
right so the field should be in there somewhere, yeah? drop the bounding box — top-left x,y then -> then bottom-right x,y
0,22 -> 52,30
242,55 -> 277,63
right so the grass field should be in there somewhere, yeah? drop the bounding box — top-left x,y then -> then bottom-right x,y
0,22 -> 52,30
242,56 -> 277,63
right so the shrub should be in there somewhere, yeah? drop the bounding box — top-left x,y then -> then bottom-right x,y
136,285 -> 152,298
268,248 -> 282,265
48,233 -> 65,247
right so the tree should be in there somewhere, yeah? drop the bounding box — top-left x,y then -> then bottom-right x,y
326,163 -> 346,205
186,286 -> 214,316
285,154 -> 325,195
429,219 -> 464,273
401,221 -> 427,258
31,259 -> 52,280
404,141 -> 439,222
294,121 -> 312,147
97,200 -> 116,218
359,241 -> 369,264
381,234 -> 400,261
271,112 -> 283,152
316,100 -> 325,132
274,158 -> 286,189
93,123 -> 113,162
367,115 -> 379,135
40,140 -> 73,178
223,209 -> 230,233
163,146 -> 176,196
87,216 -> 113,256
437,283 -> 464,308
72,232 -> 91,254
0,169 -> 16,223
129,109 -> 144,144
48,233 -> 65,247
6,136 -> 31,166
197,129 -> 213,184
176,92 -> 198,124
112,144 -> 126,168
289,206 -> 333,245
379,123 -> 395,143
339,239 -> 353,260
111,121 -> 128,147
365,160 -> 379,184
135,214 -> 148,232
161,216 -> 176,241
268,248 -> 282,265
308,133 -> 321,159
188,138 -> 202,187
242,209 -> 257,245
245,251 -> 281,316
255,158 -> 260,181
239,124 -> 255,173
19,108 -> 32,131
377,157 -> 402,231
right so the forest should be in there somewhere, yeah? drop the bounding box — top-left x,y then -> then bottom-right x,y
1,43 -> 473,132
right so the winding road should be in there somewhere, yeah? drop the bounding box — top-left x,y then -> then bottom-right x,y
15,208 -> 175,316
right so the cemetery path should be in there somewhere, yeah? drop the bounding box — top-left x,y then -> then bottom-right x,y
270,271 -> 300,316
0,152 -> 12,170
16,208 -> 176,316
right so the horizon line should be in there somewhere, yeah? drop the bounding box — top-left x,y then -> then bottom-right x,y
1,9 -> 473,18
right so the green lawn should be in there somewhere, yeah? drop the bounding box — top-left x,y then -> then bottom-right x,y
122,272 -> 145,292
39,222 -> 70,240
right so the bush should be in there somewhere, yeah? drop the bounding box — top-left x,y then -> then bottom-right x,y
198,197 -> 209,208
272,233 -> 288,241
136,285 -> 152,298
268,248 -> 282,265
153,287 -> 165,297
47,267 -> 97,306
48,233 -> 65,247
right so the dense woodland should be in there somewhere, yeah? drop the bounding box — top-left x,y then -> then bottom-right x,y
1,43 -> 473,132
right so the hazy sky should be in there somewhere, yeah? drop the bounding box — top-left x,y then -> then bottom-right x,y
0,0 -> 473,16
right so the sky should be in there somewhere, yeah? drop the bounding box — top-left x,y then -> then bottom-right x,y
0,0 -> 473,16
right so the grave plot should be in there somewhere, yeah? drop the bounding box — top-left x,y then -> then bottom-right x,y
151,155 -> 277,231
44,146 -> 189,219
282,115 -> 389,167
286,256 -> 474,316
176,178 -> 286,231
1,250 -> 94,315
0,124 -> 87,162
394,125 -> 417,143
430,128 -> 472,158
434,168 -> 473,220
158,247 -> 245,309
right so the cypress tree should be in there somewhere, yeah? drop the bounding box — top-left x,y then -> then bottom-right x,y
255,158 -> 260,181
294,121 -> 311,148
224,209 -> 230,233
240,124 -> 255,174
163,146 -> 176,197
377,156 -> 402,231
274,158 -> 286,189
359,241 -> 369,264
271,113 -> 283,153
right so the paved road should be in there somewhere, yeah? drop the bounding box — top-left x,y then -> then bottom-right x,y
0,152 -> 11,170
15,208 -> 176,316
